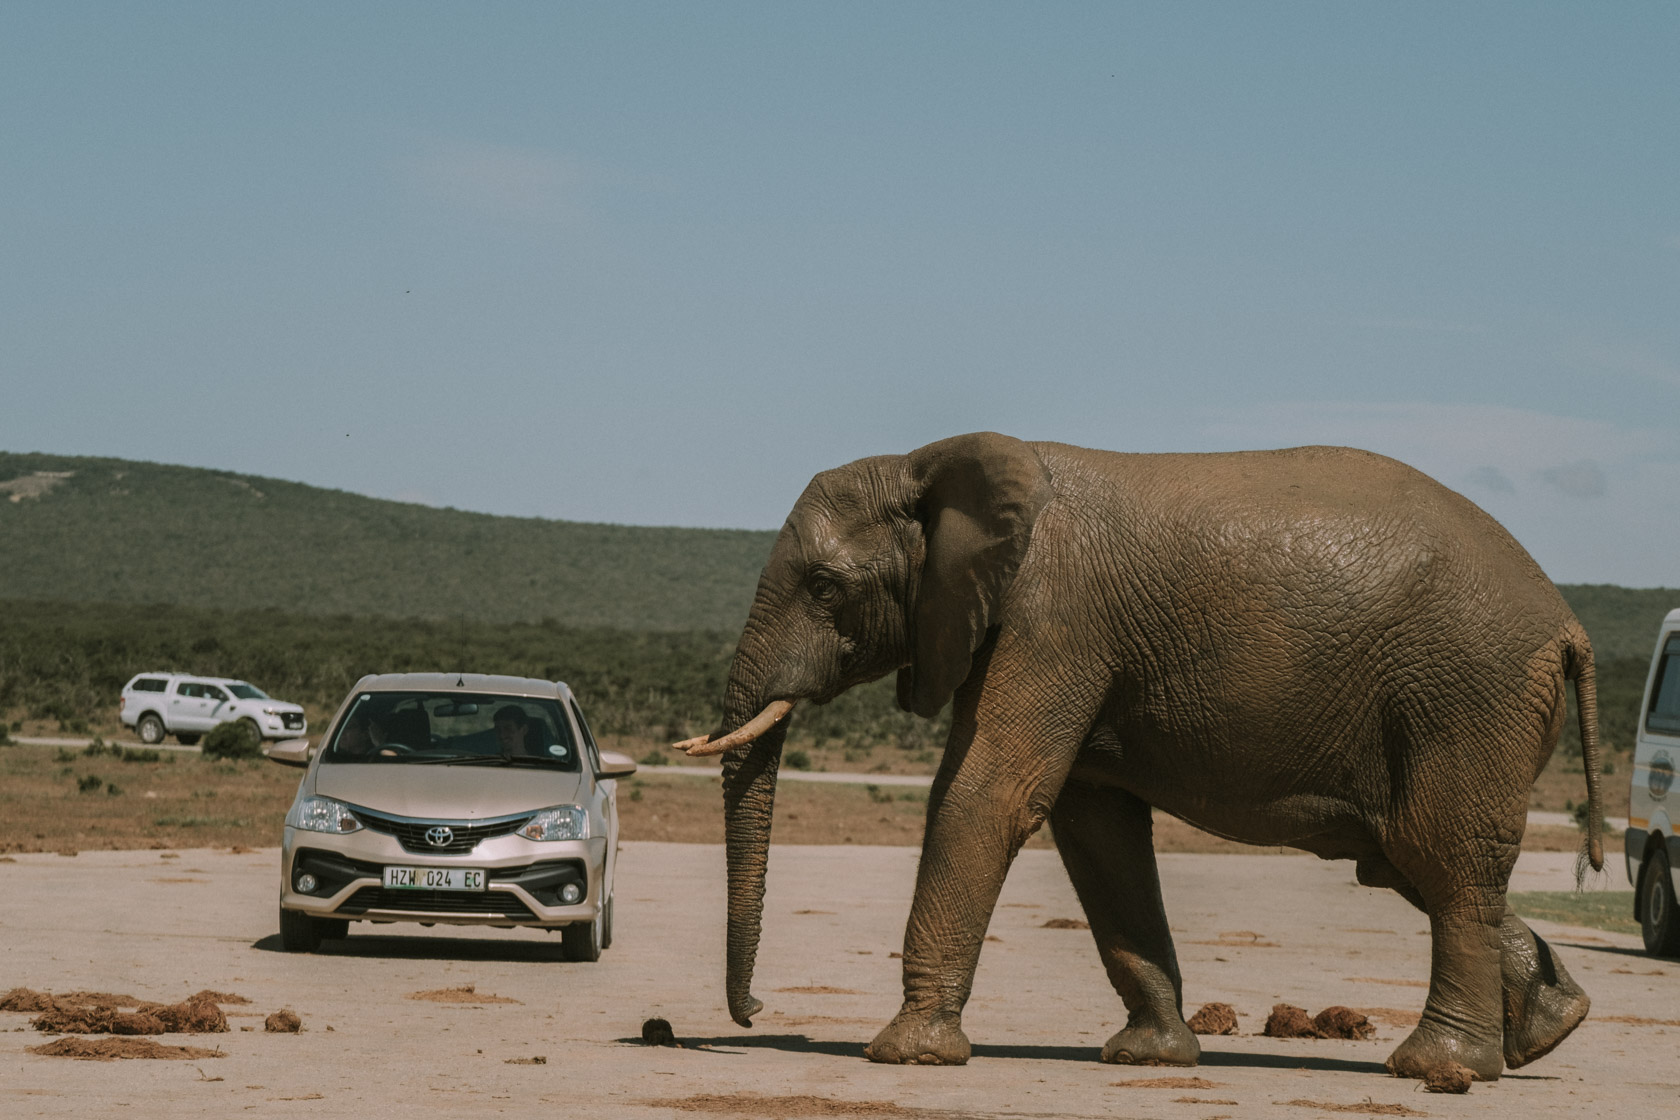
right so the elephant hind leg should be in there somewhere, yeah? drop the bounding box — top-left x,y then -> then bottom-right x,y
1499,907 -> 1590,1068
1357,854 -> 1587,1068
1051,780 -> 1199,1067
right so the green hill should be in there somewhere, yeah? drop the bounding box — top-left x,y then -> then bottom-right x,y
0,451 -> 776,631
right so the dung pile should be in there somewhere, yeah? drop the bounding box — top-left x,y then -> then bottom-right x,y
265,1009 -> 302,1033
1261,1004 -> 1375,1040
29,1037 -> 225,1061
9,987 -> 234,1035
1263,1003 -> 1322,1038
1187,1002 -> 1239,1035
1313,1006 -> 1375,1040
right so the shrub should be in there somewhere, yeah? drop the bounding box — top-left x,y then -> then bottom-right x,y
785,750 -> 811,771
76,774 -> 104,793
202,720 -> 262,760
120,748 -> 162,763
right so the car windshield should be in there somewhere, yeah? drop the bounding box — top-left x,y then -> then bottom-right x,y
320,692 -> 579,770
228,683 -> 268,700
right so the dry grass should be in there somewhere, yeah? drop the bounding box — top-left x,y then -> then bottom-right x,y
0,740 -> 1612,856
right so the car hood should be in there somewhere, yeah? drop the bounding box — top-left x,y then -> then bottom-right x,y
313,763 -> 584,820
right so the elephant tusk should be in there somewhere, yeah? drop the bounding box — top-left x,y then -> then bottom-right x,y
671,700 -> 796,757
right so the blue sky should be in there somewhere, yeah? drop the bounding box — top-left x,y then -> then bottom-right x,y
3,3 -> 1676,585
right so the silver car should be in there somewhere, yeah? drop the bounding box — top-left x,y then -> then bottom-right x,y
269,673 -> 635,961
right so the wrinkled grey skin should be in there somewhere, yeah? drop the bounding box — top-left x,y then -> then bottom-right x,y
710,433 -> 1601,1081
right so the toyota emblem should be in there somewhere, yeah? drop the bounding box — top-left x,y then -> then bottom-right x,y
425,826 -> 454,848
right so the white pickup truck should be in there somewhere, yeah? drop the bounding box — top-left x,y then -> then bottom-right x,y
120,673 -> 307,746
1627,608 -> 1680,957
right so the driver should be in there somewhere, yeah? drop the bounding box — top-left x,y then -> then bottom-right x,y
337,711 -> 394,758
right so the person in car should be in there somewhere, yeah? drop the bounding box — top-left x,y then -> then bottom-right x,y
336,711 -> 393,757
494,705 -> 540,759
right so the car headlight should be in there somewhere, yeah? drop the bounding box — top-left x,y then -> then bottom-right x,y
519,806 -> 588,842
286,796 -> 363,834
262,706 -> 281,715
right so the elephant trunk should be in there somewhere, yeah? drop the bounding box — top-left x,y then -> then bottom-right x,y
720,711 -> 787,1026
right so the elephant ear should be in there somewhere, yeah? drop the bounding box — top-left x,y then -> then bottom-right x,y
896,432 -> 1054,719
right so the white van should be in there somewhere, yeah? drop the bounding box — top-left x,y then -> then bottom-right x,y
1628,608 -> 1680,956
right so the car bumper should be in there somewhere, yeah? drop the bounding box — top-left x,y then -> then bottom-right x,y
280,827 -> 606,929
255,714 -> 308,738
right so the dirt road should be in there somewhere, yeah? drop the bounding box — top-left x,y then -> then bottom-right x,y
0,844 -> 1670,1118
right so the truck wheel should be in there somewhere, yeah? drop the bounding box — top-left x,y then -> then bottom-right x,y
239,718 -> 264,747
602,893 -> 614,951
1642,847 -> 1680,957
279,906 -> 323,953
137,714 -> 165,745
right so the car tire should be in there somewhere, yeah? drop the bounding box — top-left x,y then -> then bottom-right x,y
602,893 -> 614,951
175,733 -> 200,746
562,908 -> 604,962
1642,847 -> 1680,957
279,906 -> 323,953
239,718 -> 264,747
137,714 -> 165,745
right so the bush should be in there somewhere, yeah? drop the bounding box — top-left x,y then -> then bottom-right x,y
76,773 -> 103,793
202,720 -> 262,760
785,749 -> 811,771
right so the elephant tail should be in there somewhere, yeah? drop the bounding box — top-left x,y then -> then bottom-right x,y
1564,626 -> 1604,882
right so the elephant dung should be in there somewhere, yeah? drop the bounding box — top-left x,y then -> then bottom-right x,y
1187,1002 -> 1239,1035
1262,1003 -> 1324,1039
1423,1062 -> 1474,1093
264,1009 -> 302,1033
1312,1006 -> 1375,1040
641,1017 -> 678,1047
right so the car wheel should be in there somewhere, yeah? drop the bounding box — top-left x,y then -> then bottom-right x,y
602,893 -> 614,951
279,906 -> 323,953
137,714 -> 165,745
240,718 -> 264,747
562,908 -> 604,962
1642,847 -> 1680,957
175,733 -> 200,746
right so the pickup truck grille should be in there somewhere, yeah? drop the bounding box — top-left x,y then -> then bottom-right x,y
281,713 -> 305,730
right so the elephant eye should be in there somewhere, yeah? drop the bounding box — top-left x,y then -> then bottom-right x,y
807,573 -> 842,605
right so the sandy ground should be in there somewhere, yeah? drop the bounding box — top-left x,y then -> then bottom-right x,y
0,843 -> 1671,1119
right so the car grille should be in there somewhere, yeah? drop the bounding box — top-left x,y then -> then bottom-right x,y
282,713 -> 305,730
339,886 -> 537,919
350,807 -> 534,855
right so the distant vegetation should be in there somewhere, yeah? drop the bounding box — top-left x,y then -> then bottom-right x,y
0,452 -> 775,631
0,599 -> 945,752
0,452 -> 1671,758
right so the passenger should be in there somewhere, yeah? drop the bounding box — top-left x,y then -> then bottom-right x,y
493,705 -> 539,759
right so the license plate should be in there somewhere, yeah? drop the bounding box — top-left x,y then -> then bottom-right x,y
383,866 -> 486,891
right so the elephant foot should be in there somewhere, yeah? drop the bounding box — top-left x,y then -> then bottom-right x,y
1100,1018 -> 1201,1067
1386,1017 -> 1503,1083
864,1011 -> 971,1065
1503,949 -> 1590,1068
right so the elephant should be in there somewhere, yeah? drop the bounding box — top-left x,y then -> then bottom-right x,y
673,432 -> 1603,1082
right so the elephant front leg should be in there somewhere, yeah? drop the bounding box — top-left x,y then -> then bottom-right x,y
865,714 -> 1075,1065
863,792 -> 1010,1065
1051,780 -> 1199,1066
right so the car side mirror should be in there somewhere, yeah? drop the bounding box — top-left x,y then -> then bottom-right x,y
265,738 -> 313,768
595,750 -> 638,779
